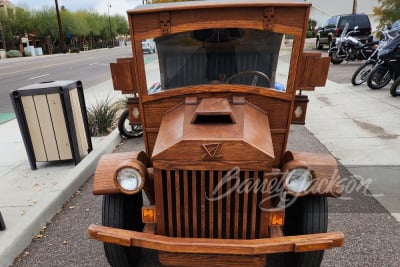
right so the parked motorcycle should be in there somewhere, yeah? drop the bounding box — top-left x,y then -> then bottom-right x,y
351,27 -> 393,86
366,34 -> 400,91
329,23 -> 377,65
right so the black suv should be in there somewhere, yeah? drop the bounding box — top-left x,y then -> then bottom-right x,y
316,14 -> 372,49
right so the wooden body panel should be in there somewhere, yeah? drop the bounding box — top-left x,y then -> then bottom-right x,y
159,252 -> 266,267
141,89 -> 290,166
126,2 -> 311,160
93,151 -> 149,195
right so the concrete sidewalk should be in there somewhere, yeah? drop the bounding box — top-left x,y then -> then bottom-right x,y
306,79 -> 400,221
0,80 -> 124,267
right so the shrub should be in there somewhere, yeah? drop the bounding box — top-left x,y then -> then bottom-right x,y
306,30 -> 316,38
6,50 -> 22,58
87,97 -> 125,136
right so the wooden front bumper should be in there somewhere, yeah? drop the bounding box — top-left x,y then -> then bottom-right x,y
88,224 -> 343,255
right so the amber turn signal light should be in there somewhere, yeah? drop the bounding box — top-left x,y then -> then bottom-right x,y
142,206 -> 156,223
270,209 -> 285,226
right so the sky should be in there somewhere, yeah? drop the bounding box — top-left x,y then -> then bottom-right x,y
15,0 -> 144,16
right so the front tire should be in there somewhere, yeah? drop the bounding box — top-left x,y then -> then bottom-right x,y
284,195 -> 328,267
102,193 -> 144,267
118,109 -> 143,138
390,76 -> 400,97
329,49 -> 343,64
351,62 -> 375,86
367,65 -> 392,90
316,38 -> 322,50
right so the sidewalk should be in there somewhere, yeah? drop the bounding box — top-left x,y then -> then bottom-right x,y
0,80 -> 123,267
306,79 -> 400,221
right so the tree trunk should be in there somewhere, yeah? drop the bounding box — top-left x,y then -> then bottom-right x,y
0,21 -> 6,50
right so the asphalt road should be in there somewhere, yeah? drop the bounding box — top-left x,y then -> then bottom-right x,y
0,46 -> 133,114
7,48 -> 400,266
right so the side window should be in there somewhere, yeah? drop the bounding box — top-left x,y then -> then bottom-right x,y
354,15 -> 370,28
323,18 -> 330,28
338,17 -> 350,29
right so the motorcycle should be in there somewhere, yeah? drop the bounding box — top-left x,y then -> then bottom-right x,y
329,23 -> 377,65
366,34 -> 400,91
351,27 -> 393,86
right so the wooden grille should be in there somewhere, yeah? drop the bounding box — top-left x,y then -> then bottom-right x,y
155,169 -> 270,239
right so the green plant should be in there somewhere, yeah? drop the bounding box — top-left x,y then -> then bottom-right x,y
87,97 -> 126,136
6,50 -> 22,57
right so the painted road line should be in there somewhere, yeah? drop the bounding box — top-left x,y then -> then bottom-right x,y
28,74 -> 50,80
0,113 -> 15,124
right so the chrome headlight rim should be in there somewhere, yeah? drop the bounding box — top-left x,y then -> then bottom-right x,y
283,166 -> 314,196
114,162 -> 146,194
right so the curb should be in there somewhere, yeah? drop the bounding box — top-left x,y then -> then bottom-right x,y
0,130 -> 121,267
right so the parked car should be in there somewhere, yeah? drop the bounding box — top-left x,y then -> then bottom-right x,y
316,14 -> 372,49
387,19 -> 400,38
141,39 -> 156,53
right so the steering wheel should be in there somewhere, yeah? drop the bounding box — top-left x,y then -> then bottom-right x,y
226,70 -> 271,86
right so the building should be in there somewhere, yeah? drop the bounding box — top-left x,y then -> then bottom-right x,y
0,0 -> 15,15
308,0 -> 380,33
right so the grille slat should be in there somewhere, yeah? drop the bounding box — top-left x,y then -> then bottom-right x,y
158,169 -> 267,239
175,171 -> 182,237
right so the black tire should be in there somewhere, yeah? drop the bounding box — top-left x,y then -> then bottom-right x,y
367,65 -> 392,90
329,49 -> 343,64
283,195 -> 328,267
351,62 -> 375,86
328,37 -> 334,49
316,38 -> 322,50
102,193 -> 144,267
118,109 -> 143,138
390,76 -> 400,97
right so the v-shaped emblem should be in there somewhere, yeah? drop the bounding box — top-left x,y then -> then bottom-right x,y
201,143 -> 222,160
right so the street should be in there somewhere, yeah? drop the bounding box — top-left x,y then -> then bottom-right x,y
5,47 -> 400,266
0,46 -> 133,114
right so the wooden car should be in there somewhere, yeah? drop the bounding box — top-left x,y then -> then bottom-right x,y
89,1 -> 344,266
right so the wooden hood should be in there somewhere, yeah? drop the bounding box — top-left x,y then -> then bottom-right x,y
152,97 -> 275,169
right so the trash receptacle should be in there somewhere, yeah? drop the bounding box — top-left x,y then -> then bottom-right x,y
10,80 -> 93,170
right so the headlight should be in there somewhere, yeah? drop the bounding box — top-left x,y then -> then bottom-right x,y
114,160 -> 147,194
283,167 -> 313,195
116,168 -> 143,192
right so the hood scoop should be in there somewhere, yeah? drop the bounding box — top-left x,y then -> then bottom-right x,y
191,98 -> 237,124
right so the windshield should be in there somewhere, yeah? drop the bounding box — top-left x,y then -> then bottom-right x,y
142,28 -> 291,94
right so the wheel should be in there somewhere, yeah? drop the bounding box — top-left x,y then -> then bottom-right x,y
226,70 -> 270,87
367,65 -> 392,90
328,37 -> 334,49
102,193 -> 144,267
283,195 -> 328,267
390,76 -> 400,97
118,109 -> 143,138
316,38 -> 322,50
351,62 -> 375,86
329,49 -> 343,64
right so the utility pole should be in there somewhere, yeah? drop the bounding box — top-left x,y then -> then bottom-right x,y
352,0 -> 357,14
55,0 -> 65,51
107,2 -> 113,48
